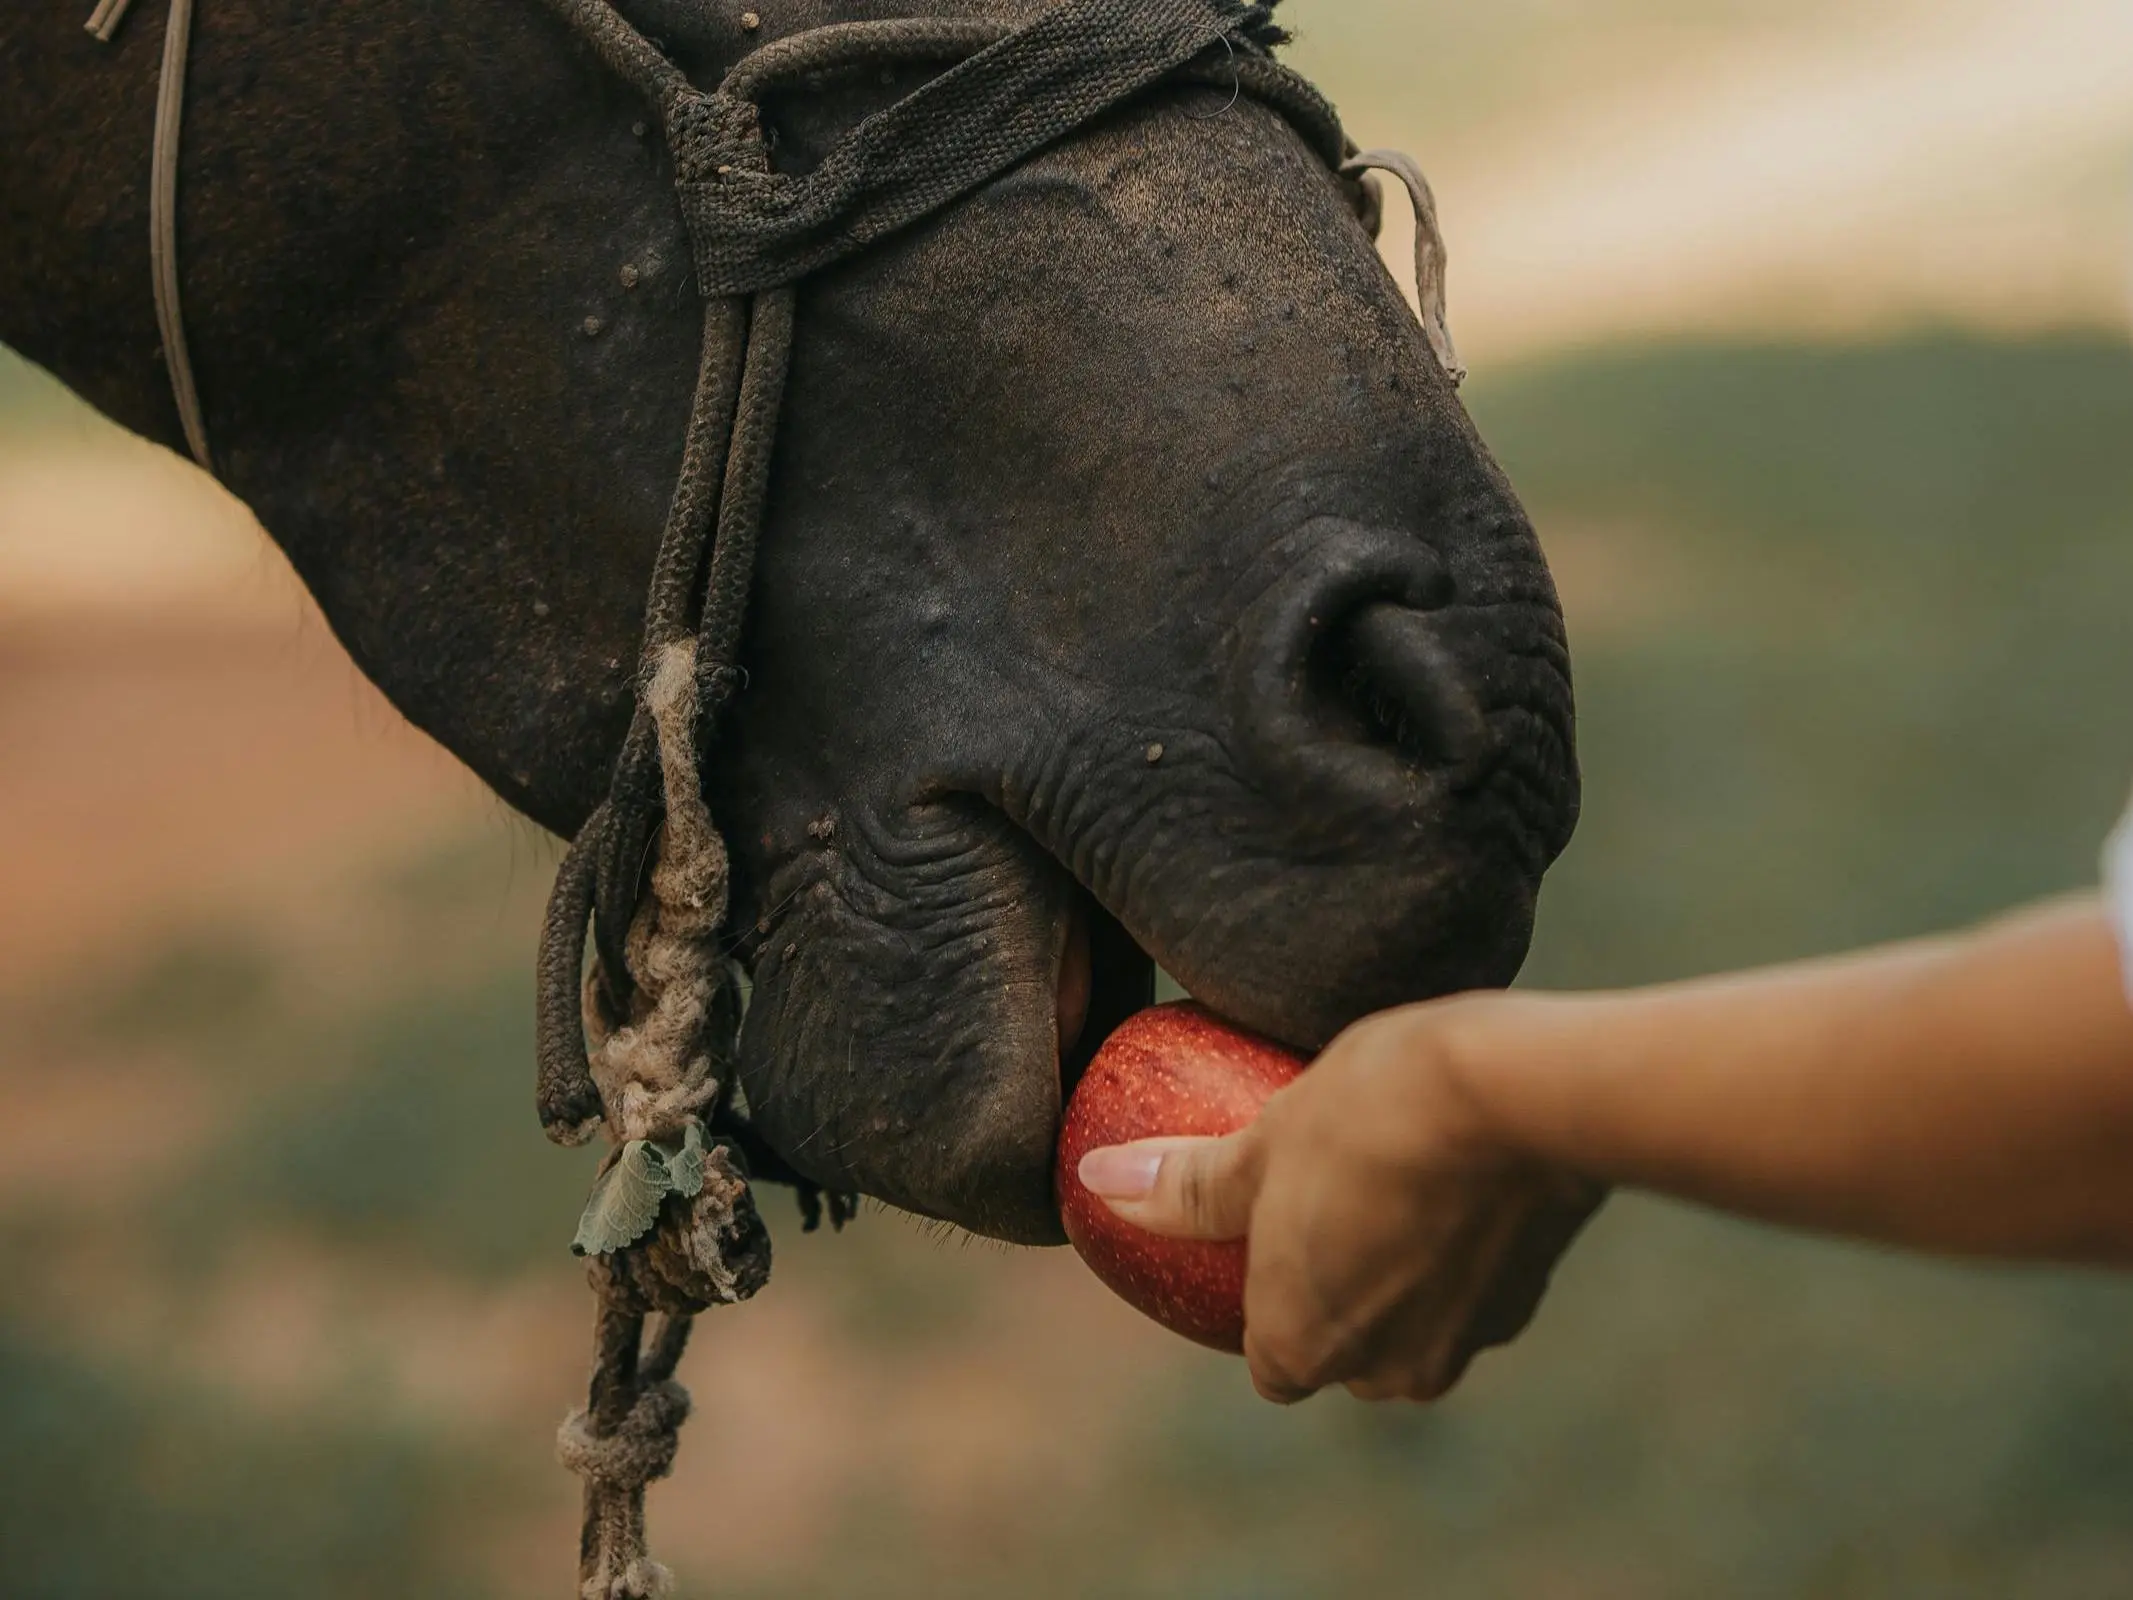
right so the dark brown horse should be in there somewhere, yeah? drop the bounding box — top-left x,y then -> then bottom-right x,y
1,0 -> 1578,1254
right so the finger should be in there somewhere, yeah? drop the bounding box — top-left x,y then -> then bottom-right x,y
1237,1157 -> 1386,1403
1342,1304 -> 1477,1405
1243,1327 -> 1323,1405
1416,1338 -> 1479,1403
1078,1132 -> 1261,1241
1322,1191 -> 1520,1406
1240,1231 -> 1356,1404
1456,1181 -> 1606,1361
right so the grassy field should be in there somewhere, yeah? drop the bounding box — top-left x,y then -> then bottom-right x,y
1499,332 -> 2133,983
2,327 -> 2130,1596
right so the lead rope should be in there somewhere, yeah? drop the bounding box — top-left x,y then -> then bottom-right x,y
87,0 -> 214,471
540,296 -> 796,1600
538,290 -> 794,1596
519,2 -> 802,1584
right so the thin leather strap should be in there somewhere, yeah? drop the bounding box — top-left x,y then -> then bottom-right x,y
90,0 -> 213,471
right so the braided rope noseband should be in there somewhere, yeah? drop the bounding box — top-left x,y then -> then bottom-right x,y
91,3 -> 1461,1591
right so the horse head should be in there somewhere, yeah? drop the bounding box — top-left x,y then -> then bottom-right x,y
0,0 -> 1578,1246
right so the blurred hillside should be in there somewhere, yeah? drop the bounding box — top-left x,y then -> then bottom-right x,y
4,1 -> 2133,1596
1286,0 -> 2133,359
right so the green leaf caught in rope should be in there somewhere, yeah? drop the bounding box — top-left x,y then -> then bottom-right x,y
572,1121 -> 708,1257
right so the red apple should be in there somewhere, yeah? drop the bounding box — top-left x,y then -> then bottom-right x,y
1056,1002 -> 1305,1352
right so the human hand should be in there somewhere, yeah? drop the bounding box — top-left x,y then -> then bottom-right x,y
1078,998 -> 1604,1403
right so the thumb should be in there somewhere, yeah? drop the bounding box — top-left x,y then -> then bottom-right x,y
1077,1133 -> 1261,1241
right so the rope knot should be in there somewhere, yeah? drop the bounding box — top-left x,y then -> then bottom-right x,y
588,1559 -> 676,1600
666,88 -> 766,186
557,1379 -> 693,1492
593,1140 -> 774,1315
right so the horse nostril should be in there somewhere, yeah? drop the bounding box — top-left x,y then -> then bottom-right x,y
1321,602 -> 1490,771
1227,523 -> 1498,800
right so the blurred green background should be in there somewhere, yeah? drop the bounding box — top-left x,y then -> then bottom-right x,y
3,1 -> 2131,1596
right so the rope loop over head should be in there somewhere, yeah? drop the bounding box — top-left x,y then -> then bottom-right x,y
679,2 -> 1266,295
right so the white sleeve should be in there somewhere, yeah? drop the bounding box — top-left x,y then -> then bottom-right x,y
2107,793 -> 2133,1009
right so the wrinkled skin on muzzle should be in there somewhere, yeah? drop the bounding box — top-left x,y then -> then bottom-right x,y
723,84 -> 1577,1242
0,0 -> 1575,1248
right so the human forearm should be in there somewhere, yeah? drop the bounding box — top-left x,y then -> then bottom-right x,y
1445,897 -> 2133,1264
1083,894 -> 2133,1403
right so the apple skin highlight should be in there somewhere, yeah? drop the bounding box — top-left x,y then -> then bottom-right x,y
1056,1002 -> 1305,1352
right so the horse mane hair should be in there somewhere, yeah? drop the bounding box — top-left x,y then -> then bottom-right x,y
1218,1 -> 1290,51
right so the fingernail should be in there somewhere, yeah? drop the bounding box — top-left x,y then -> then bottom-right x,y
1078,1145 -> 1164,1200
